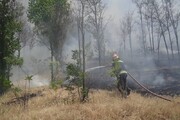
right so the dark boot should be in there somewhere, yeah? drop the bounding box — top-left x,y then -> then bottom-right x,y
126,87 -> 131,96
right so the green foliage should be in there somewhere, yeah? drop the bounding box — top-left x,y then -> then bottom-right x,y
11,86 -> 22,98
66,50 -> 83,87
28,0 -> 54,25
0,0 -> 24,93
28,0 -> 71,82
65,50 -> 89,102
72,50 -> 80,65
0,76 -> 13,92
28,0 -> 70,39
66,64 -> 81,79
25,75 -> 33,81
50,80 -> 62,91
81,87 -> 89,101
2,79 -> 13,88
4,56 -> 23,66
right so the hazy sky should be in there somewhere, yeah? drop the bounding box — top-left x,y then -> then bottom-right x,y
105,0 -> 135,21
102,0 -> 136,52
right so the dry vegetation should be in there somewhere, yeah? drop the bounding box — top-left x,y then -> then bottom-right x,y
0,87 -> 180,120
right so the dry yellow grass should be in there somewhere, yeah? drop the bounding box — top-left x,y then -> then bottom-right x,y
0,87 -> 180,120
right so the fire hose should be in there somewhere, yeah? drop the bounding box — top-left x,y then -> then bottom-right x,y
127,72 -> 173,102
86,66 -> 179,103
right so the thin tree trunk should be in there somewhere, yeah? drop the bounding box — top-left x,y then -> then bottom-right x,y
77,20 -> 81,69
81,3 -> 86,102
157,27 -> 161,61
159,20 -> 170,63
124,39 -> 126,51
168,1 -> 180,57
174,28 -> 180,56
147,18 -> 152,53
170,17 -> 180,57
97,38 -> 102,65
153,2 -> 170,63
140,9 -> 146,56
0,12 -> 6,92
167,25 -> 174,59
162,31 -> 170,63
164,0 -> 174,59
151,16 -> 155,52
50,42 -> 54,82
129,31 -> 133,59
157,36 -> 161,61
94,4 -> 102,66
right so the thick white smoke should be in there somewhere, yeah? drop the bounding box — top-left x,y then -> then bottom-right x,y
12,0 -> 179,89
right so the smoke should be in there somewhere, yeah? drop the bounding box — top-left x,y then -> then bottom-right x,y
153,76 -> 165,85
18,0 -> 28,8
30,75 -> 50,87
12,0 -> 76,87
102,0 -> 180,89
12,0 -> 179,90
11,45 -> 51,87
104,0 -> 136,52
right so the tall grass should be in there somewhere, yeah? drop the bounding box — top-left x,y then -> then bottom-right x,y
0,88 -> 180,120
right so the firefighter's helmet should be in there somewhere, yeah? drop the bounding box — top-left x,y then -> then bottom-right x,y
112,53 -> 119,60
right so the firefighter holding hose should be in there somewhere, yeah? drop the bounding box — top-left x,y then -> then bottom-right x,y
111,53 -> 130,98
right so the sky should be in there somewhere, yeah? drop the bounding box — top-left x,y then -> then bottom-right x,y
102,0 -> 136,53
105,0 -> 135,21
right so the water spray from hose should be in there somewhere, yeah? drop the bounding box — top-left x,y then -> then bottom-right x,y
85,66 -> 107,72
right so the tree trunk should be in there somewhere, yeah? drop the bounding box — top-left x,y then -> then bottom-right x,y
153,1 -> 170,63
174,28 -> 180,57
0,2 -> 6,92
81,3 -> 86,102
94,4 -> 102,66
124,39 -> 126,51
167,0 -> 180,57
162,31 -> 170,64
150,15 -> 155,52
50,42 -> 54,82
167,25 -> 174,59
140,9 -> 146,56
158,20 -> 170,63
146,18 -> 152,53
164,0 -> 174,59
157,27 -> 161,61
170,17 -> 180,57
77,20 -> 82,69
129,30 -> 133,59
97,38 -> 102,66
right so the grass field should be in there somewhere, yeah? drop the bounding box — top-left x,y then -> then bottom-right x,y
0,87 -> 180,120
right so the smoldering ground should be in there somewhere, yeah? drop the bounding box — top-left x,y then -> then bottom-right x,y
85,53 -> 180,96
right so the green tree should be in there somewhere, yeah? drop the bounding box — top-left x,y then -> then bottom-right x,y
66,50 -> 88,102
28,0 -> 71,82
0,0 -> 23,94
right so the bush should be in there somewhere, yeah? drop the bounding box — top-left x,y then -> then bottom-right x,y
0,76 -> 13,94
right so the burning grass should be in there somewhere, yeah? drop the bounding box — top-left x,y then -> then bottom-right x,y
0,87 -> 180,120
